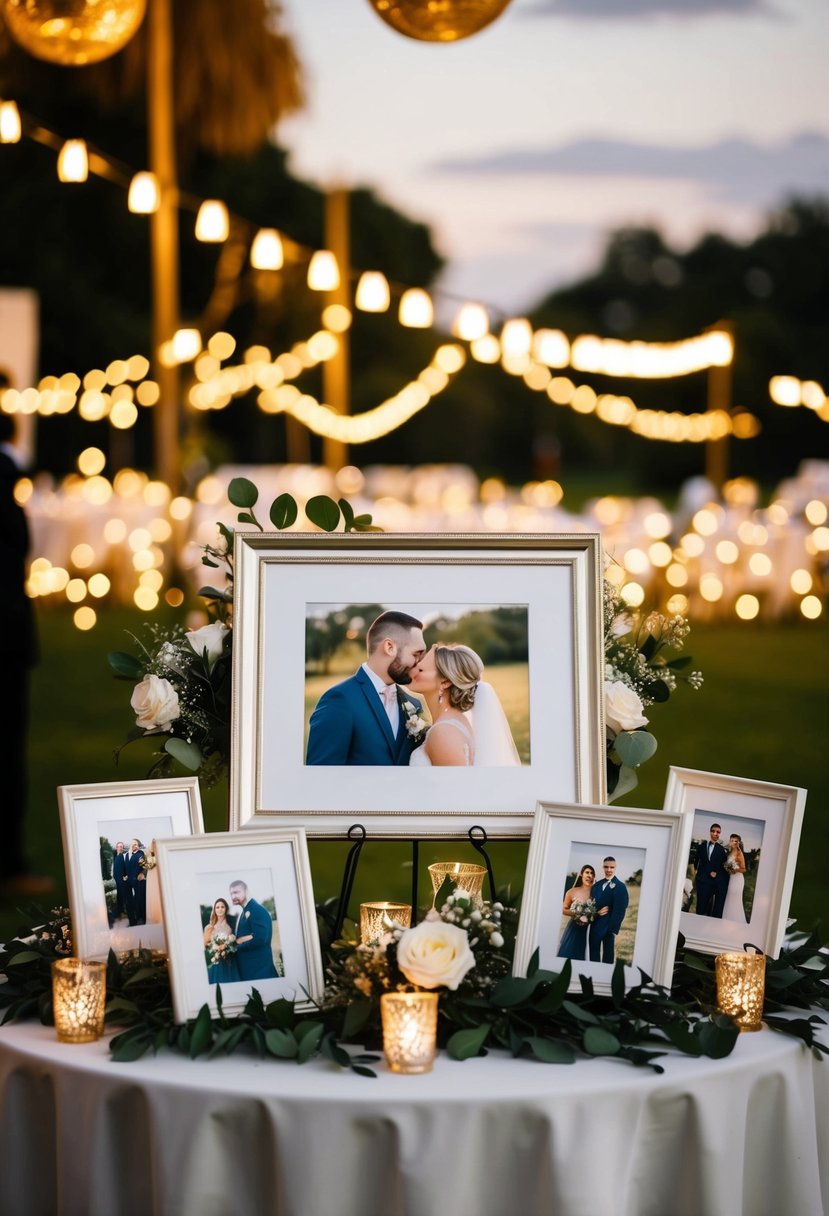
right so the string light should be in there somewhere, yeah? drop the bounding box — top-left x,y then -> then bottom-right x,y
453,303 -> 489,341
399,288 -> 433,328
250,228 -> 284,270
769,375 -> 829,421
355,271 -> 391,312
307,250 -> 340,291
571,330 -> 733,377
0,101 -> 22,143
195,200 -> 229,242
128,171 -> 160,214
57,139 -> 88,182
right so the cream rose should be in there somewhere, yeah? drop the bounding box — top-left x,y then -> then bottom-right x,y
604,680 -> 648,734
395,920 -> 475,991
131,675 -> 180,732
185,621 -> 229,670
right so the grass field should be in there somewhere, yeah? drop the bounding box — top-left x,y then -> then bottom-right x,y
1,609 -> 825,947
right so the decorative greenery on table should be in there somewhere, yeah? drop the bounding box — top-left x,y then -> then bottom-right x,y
1,902 -> 825,1076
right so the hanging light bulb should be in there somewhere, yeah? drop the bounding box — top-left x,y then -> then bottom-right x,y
170,329 -> 202,365
195,200 -> 229,242
128,171 -> 160,214
365,0 -> 513,42
500,318 -> 533,359
57,139 -> 88,183
250,228 -> 284,270
399,288 -> 433,328
532,328 -> 570,368
355,271 -> 390,312
453,303 -> 489,342
0,101 -> 22,144
307,250 -> 340,291
3,0 -> 147,65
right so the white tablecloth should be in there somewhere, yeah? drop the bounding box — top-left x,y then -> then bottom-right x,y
0,1022 -> 826,1216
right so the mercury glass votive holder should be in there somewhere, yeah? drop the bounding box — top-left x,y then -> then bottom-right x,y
381,991 -> 440,1074
428,861 -> 486,901
51,958 -> 107,1043
359,901 -> 412,944
715,950 -> 766,1032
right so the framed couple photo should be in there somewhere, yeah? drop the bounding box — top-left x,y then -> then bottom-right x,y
229,532 -> 606,838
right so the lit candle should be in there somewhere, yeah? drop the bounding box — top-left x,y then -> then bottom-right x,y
381,991 -> 439,1074
359,901 -> 412,945
427,861 -> 486,901
715,950 -> 766,1032
51,959 -> 107,1043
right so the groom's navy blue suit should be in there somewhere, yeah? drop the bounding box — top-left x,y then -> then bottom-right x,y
235,898 -> 278,982
306,667 -> 422,766
694,839 -> 729,917
588,876 -> 629,963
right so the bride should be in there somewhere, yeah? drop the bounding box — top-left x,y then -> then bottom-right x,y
408,644 -> 521,767
722,832 -> 748,923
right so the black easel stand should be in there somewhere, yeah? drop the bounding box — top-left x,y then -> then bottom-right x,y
468,824 -> 496,902
332,823 -> 367,940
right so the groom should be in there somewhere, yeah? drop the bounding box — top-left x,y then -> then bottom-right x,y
588,857 -> 629,964
693,823 -> 729,917
306,610 -> 426,766
229,880 -> 278,982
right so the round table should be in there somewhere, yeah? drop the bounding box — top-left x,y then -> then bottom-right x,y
0,1021 -> 826,1216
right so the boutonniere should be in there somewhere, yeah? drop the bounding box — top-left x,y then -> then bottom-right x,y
244,910 -> 250,919
608,882 -> 616,889
402,699 -> 428,745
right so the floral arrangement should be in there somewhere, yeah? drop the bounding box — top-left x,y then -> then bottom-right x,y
569,899 -> 598,925
402,698 -> 428,745
603,573 -> 703,801
206,933 -> 237,968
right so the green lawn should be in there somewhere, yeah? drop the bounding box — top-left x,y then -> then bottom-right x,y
1,609 -> 825,946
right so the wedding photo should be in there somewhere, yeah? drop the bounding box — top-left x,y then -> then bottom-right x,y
97,814 -> 173,932
196,868 -> 284,986
303,601 -> 530,768
683,810 -> 765,925
557,841 -> 645,967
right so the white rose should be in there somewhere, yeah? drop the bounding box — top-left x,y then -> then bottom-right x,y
604,680 -> 649,733
131,675 -> 180,732
395,920 -> 475,991
185,621 -> 229,670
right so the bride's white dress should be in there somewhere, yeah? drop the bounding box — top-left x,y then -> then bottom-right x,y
723,871 -> 747,922
408,682 -> 521,767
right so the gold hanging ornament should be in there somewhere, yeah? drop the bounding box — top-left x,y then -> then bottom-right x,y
366,0 -> 513,42
3,0 -> 147,66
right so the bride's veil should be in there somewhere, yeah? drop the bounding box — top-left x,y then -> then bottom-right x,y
466,681 -> 521,767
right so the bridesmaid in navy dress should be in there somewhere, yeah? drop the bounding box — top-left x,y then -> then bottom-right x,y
204,897 -> 241,984
557,865 -> 597,960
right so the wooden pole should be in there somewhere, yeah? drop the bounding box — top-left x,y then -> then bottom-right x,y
147,0 -> 180,492
322,185 -> 350,472
705,319 -> 733,495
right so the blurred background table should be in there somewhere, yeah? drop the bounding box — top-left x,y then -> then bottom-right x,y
0,1020 -> 826,1216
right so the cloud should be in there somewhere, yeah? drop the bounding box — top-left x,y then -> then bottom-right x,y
432,132 -> 829,205
525,0 -> 779,19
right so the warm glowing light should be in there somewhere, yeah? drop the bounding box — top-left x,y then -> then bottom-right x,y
83,475 -> 112,504
571,329 -> 732,378
195,200 -> 229,242
0,101 -> 22,144
801,380 -> 825,410
648,542 -> 672,567
73,606 -> 96,631
139,569 -> 164,592
800,595 -> 823,620
699,574 -> 724,602
571,385 -> 597,414
748,553 -> 772,576
307,331 -> 339,363
769,375 -> 800,406
110,399 -> 138,429
620,581 -> 645,607
692,508 -> 719,536
70,544 -> 95,569
790,569 -> 812,594
470,335 -> 500,363
103,518 -> 127,544
166,587 -> 185,607
735,595 -> 760,620
532,328 -> 570,368
355,271 -> 390,312
805,500 -> 828,526
547,376 -> 574,405
623,548 -> 650,575
715,540 -> 739,564
398,288 -> 433,328
321,304 -> 352,333
767,502 -> 789,525
66,578 -> 87,603
500,318 -> 533,360
207,332 -> 236,361
665,563 -> 688,587
128,171 -> 159,214
169,496 -> 192,521
77,447 -> 105,476
250,228 -> 284,270
134,587 -> 159,611
136,380 -> 160,406
812,526 -> 829,552
57,139 -> 88,182
666,593 -> 689,615
453,303 -> 489,342
87,573 -> 111,598
643,512 -> 672,539
307,250 -> 340,291
196,476 -> 224,506
168,329 -> 200,365
433,344 -> 466,375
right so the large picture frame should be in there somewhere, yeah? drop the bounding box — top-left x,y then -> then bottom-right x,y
513,801 -> 693,995
229,532 -> 605,836
154,828 -> 324,1022
57,776 -> 204,960
664,766 -> 807,958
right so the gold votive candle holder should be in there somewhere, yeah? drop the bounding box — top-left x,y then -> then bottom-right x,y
715,950 -> 766,1032
381,991 -> 440,1074
428,861 -> 487,901
360,901 -> 412,944
51,958 -> 107,1043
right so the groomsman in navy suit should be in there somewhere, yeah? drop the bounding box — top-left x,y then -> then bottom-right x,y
693,823 -> 729,917
589,857 -> 629,963
125,839 -> 147,926
230,881 -> 278,982
306,611 -> 426,766
112,841 -> 128,920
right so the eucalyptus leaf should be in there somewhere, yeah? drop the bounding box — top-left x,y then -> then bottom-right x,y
270,493 -> 298,530
228,476 -> 259,508
338,498 -> 355,530
562,1000 -> 599,1025
525,1036 -> 575,1064
305,495 -> 341,532
4,952 -> 40,967
649,679 -> 671,703
107,651 -> 145,680
110,1032 -> 153,1063
342,999 -> 372,1040
446,1024 -> 490,1060
164,737 -> 202,771
189,1004 -> 214,1058
583,1026 -> 621,1056
614,730 -> 658,768
696,1016 -> 740,1058
607,763 -> 639,804
297,1022 -> 325,1063
265,1028 -> 299,1058
197,585 -> 233,603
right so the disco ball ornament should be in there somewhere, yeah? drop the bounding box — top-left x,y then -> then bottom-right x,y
366,0 -> 513,43
3,0 -> 147,66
